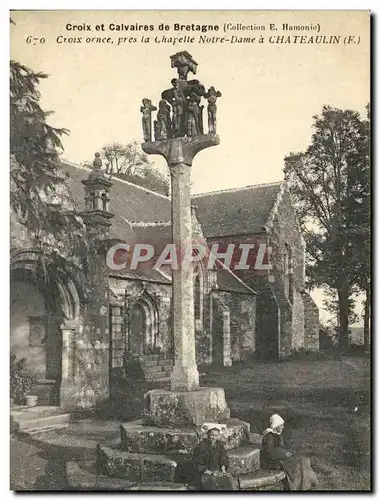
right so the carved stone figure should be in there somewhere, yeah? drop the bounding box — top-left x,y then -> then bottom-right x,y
141,98 -> 157,142
171,80 -> 187,137
93,152 -> 102,168
161,79 -> 187,137
187,93 -> 203,137
155,100 -> 172,141
204,86 -> 222,134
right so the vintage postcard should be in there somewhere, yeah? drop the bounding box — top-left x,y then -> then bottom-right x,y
10,10 -> 370,491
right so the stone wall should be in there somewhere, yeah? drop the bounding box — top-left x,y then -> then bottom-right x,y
268,186 -> 305,295
292,288 -> 305,350
302,292 -> 320,351
10,280 -> 49,379
214,291 -> 256,362
195,292 -> 212,365
261,185 -> 310,357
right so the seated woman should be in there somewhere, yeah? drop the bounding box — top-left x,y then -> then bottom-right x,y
261,414 -> 318,491
192,428 -> 237,490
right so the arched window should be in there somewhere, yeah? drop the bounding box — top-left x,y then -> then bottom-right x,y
101,193 -> 108,211
90,192 -> 96,210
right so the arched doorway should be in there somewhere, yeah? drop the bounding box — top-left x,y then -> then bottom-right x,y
10,250 -> 82,407
130,302 -> 147,355
127,295 -> 158,356
10,275 -> 61,381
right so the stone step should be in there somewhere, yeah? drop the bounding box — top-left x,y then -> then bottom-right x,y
158,359 -> 174,368
226,445 -> 260,475
145,377 -> 171,383
145,370 -> 172,379
67,460 -> 189,490
129,482 -> 189,491
68,460 -> 284,491
120,418 -> 250,454
17,423 -> 69,436
66,460 -> 136,490
11,407 -> 71,431
144,368 -> 170,375
248,432 -> 263,446
142,359 -> 160,367
97,444 -> 178,483
143,365 -> 165,374
98,442 -> 259,483
144,364 -> 172,373
143,354 -> 163,362
238,469 -> 286,490
145,376 -> 170,383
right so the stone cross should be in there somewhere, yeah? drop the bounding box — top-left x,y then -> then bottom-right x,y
141,52 -> 220,392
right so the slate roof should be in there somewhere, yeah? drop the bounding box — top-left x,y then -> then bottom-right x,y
192,182 -> 283,238
110,267 -> 171,284
60,161 -> 257,292
61,161 -> 171,242
216,267 -> 256,294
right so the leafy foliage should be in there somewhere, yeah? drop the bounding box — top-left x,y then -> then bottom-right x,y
11,61 -> 67,234
10,60 -> 90,312
284,105 -> 370,348
10,354 -> 36,404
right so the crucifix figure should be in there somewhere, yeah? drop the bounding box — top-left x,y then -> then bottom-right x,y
141,98 -> 157,142
155,99 -> 172,141
204,86 -> 222,135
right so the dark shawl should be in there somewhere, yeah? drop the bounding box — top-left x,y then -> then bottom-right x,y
193,439 -> 230,473
260,432 -> 318,491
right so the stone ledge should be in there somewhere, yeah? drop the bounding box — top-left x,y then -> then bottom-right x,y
239,469 -> 286,490
66,460 -> 136,490
97,444 -> 178,483
143,387 -> 230,428
226,445 -> 260,475
248,432 -> 263,446
129,482 -> 189,491
120,418 -> 250,454
97,442 -> 261,480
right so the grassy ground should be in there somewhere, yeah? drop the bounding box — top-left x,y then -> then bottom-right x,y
110,356 -> 371,491
11,357 -> 371,491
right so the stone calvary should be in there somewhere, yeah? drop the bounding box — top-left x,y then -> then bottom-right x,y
88,51 -> 287,491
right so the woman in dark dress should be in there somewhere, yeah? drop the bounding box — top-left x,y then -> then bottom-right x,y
261,414 -> 318,491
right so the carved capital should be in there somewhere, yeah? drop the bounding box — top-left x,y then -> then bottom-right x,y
142,134 -> 220,167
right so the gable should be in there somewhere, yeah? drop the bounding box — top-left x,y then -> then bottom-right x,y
192,182 -> 283,238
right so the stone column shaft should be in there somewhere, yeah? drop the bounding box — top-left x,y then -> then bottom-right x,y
61,327 -> 74,380
142,135 -> 219,392
169,163 -> 199,391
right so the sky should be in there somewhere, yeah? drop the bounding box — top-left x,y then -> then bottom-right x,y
10,10 -> 370,324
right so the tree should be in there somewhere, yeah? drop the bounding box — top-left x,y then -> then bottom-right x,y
284,105 -> 370,350
101,141 -> 169,195
345,104 -> 371,351
10,59 -> 88,299
11,60 -> 67,234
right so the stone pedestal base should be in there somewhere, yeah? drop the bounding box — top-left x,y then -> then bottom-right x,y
120,418 -> 250,454
143,387 -> 230,428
